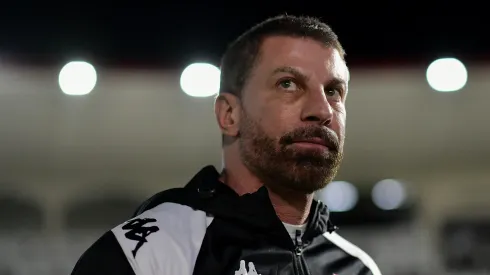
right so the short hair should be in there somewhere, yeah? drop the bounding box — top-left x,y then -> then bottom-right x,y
219,15 -> 346,98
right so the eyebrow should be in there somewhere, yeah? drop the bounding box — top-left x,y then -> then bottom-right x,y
327,77 -> 347,88
272,66 -> 309,82
272,66 -> 347,87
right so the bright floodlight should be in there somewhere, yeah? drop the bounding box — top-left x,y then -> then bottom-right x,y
426,58 -> 467,92
180,63 -> 220,97
59,61 -> 97,96
371,179 -> 407,210
318,181 -> 359,212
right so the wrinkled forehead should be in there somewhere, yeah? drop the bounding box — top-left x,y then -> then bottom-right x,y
256,36 -> 349,83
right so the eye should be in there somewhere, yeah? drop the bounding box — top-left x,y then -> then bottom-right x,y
325,88 -> 342,101
278,79 -> 298,92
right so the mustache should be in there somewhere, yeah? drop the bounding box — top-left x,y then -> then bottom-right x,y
280,126 -> 340,151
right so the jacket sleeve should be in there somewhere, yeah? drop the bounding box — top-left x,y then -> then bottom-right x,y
71,231 -> 136,275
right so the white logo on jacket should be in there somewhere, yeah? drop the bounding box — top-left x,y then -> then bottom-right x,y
235,260 -> 261,275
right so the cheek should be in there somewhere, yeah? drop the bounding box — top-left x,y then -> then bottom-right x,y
256,106 -> 292,136
274,108 -> 302,136
333,110 -> 347,137
261,116 -> 285,139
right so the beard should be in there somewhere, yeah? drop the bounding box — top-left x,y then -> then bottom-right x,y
238,110 -> 344,194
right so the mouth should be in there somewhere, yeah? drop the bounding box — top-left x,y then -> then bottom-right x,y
291,138 -> 330,150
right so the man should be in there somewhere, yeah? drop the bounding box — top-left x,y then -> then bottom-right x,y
71,15 -> 382,275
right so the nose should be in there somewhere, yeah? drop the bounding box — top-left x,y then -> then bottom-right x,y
300,89 -> 334,126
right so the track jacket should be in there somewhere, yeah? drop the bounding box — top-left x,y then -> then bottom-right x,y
71,166 -> 382,275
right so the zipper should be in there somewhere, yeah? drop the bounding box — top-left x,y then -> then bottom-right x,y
294,229 -> 303,256
293,229 -> 307,275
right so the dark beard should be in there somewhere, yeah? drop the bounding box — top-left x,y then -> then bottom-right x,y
238,110 -> 344,194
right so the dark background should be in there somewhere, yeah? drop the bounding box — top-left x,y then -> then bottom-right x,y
1,2 -> 488,68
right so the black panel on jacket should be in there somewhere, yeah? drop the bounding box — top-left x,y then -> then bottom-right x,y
71,231 -> 135,275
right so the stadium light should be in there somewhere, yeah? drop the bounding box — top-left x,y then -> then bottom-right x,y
317,181 -> 359,212
371,179 -> 407,210
426,58 -> 467,92
59,61 -> 97,96
180,63 -> 220,97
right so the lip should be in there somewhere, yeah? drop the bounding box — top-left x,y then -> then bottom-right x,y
291,139 -> 330,151
291,142 -> 329,151
292,138 -> 328,147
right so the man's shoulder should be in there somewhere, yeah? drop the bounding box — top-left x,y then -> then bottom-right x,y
71,231 -> 135,275
131,187 -> 189,217
112,200 -> 212,247
322,231 -> 382,275
110,201 -> 212,275
72,200 -> 212,275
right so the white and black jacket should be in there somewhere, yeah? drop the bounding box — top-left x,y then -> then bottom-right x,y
71,166 -> 382,275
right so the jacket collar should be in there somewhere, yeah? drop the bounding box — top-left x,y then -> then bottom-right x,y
185,166 -> 337,243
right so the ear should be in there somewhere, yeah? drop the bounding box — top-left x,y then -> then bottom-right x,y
214,93 -> 241,138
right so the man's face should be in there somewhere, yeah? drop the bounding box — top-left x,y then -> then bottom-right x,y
238,36 -> 349,194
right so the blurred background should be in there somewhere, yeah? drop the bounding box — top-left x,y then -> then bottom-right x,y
0,3 -> 489,275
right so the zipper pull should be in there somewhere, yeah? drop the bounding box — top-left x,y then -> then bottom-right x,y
294,229 -> 303,255
327,220 -> 338,233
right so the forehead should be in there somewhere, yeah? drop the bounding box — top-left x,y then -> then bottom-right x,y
255,36 -> 349,82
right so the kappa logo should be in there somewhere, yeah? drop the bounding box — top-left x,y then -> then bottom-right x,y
122,217 -> 160,257
235,260 -> 261,275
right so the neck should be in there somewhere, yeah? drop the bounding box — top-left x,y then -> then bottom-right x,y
220,147 -> 313,225
268,187 -> 313,225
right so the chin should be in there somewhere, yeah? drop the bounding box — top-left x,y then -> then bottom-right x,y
278,164 -> 336,194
